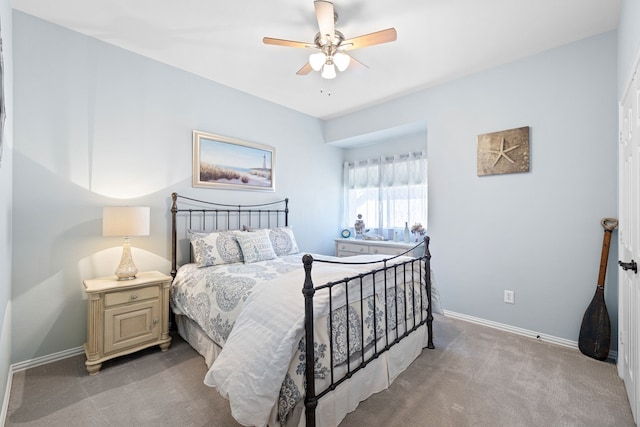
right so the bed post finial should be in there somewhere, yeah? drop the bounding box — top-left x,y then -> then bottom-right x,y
423,235 -> 431,260
284,198 -> 289,227
302,254 -> 317,427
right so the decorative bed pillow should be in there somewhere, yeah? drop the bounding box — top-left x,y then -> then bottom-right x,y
188,230 -> 243,267
240,226 -> 300,256
236,229 -> 278,263
268,227 -> 300,256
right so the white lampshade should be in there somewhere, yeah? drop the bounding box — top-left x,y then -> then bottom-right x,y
321,63 -> 336,79
333,52 -> 350,72
102,206 -> 150,280
309,52 -> 326,71
103,207 -> 150,237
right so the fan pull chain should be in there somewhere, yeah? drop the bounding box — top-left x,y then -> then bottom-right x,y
319,75 -> 332,97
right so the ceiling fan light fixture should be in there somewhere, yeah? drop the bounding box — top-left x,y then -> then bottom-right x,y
309,52 -> 326,71
333,52 -> 350,72
263,1 -> 397,81
321,63 -> 336,79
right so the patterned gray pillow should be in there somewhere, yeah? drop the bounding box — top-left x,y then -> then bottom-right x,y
268,227 -> 300,256
236,229 -> 278,263
188,230 -> 243,267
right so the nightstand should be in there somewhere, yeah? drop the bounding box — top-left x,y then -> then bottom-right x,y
83,271 -> 172,375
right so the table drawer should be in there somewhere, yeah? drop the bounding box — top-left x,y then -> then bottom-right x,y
370,246 -> 411,256
336,242 -> 370,254
105,286 -> 159,307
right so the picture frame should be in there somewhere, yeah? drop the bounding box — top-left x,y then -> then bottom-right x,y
192,130 -> 275,191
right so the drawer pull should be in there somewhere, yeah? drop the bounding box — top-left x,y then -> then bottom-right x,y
153,318 -> 160,324
130,293 -> 138,300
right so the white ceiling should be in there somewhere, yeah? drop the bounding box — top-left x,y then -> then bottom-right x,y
13,0 -> 622,120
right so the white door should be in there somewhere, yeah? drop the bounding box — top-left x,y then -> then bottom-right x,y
619,58 -> 640,423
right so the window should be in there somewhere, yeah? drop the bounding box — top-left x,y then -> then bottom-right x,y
343,151 -> 427,236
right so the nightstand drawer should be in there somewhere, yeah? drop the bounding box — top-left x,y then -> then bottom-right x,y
335,239 -> 418,258
105,286 -> 159,307
370,246 -> 408,256
336,242 -> 370,254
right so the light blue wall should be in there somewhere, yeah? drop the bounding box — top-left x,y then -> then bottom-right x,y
328,31 -> 619,347
0,0 -> 12,413
9,8 -> 626,367
618,0 -> 640,95
12,11 -> 342,363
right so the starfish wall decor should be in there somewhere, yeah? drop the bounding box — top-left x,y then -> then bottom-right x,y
477,126 -> 530,176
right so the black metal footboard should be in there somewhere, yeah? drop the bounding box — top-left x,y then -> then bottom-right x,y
302,236 -> 433,427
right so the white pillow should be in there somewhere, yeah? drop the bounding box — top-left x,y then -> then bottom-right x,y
236,229 -> 278,263
188,230 -> 243,267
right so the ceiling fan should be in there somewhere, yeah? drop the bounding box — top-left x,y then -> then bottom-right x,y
263,0 -> 397,80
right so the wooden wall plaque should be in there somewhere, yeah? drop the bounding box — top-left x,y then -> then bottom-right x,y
477,126 -> 530,176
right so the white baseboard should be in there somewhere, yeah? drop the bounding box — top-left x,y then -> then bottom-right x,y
1,345 -> 84,425
9,345 -> 84,373
0,302 -> 11,427
1,371 -> 10,427
443,310 -> 618,362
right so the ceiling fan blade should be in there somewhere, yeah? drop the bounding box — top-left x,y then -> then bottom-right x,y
263,37 -> 311,49
314,0 -> 335,45
296,62 -> 313,75
347,55 -> 369,71
342,28 -> 397,51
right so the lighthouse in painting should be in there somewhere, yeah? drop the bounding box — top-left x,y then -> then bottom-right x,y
263,154 -> 266,170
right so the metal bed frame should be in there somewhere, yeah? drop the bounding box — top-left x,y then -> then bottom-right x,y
170,192 -> 433,427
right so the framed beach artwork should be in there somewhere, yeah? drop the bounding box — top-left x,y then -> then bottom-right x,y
192,130 -> 275,191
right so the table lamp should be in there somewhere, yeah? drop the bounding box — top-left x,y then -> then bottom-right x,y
102,206 -> 150,280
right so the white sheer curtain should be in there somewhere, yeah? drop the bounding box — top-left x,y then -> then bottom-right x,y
344,151 -> 427,235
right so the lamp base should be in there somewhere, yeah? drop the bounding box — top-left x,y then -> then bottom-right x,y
115,238 -> 138,281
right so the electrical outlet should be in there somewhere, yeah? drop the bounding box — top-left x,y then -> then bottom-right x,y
504,290 -> 515,304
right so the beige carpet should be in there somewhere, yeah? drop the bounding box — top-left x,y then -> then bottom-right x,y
5,315 -> 635,426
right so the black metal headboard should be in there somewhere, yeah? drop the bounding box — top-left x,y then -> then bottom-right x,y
170,192 -> 289,277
